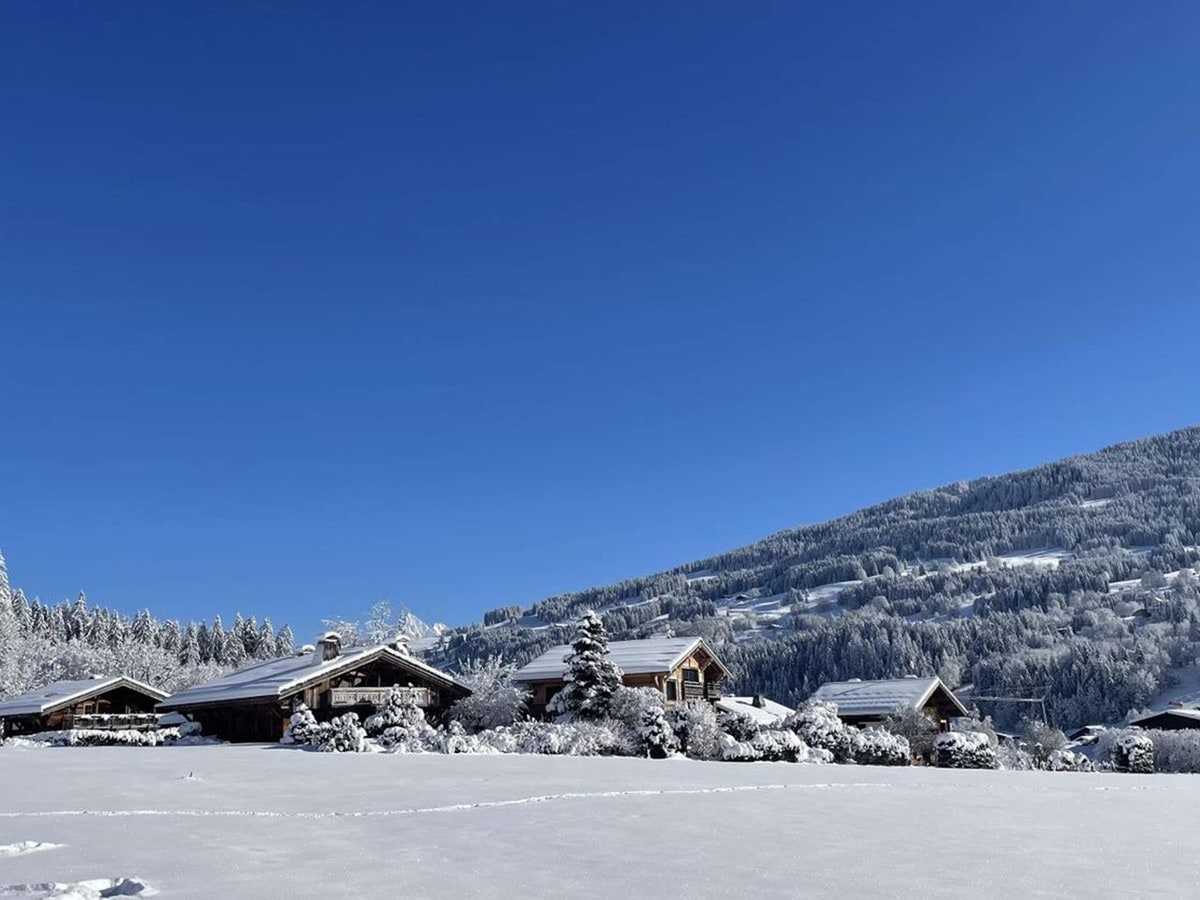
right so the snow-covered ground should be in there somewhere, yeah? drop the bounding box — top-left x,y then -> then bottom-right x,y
2,747 -> 1200,898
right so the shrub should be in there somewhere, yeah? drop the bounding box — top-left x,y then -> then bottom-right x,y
671,701 -> 722,761
850,728 -> 911,766
717,708 -> 760,743
1021,719 -> 1068,768
476,720 -> 625,756
281,704 -> 324,746
366,687 -> 438,751
448,658 -> 529,732
996,742 -> 1036,771
933,732 -> 997,769
638,705 -> 679,759
1142,729 -> 1200,773
1048,749 -> 1093,772
318,713 -> 368,753
1099,730 -> 1155,773
883,706 -> 939,762
783,701 -> 853,762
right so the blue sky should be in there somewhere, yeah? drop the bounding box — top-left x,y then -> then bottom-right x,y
3,2 -> 1199,636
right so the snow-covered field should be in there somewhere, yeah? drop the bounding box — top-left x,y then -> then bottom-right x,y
1,747 -> 1198,898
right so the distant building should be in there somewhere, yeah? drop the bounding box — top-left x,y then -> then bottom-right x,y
1128,706 -> 1200,731
807,676 -> 968,731
158,633 -> 471,742
715,695 -> 794,727
513,636 -> 730,718
0,675 -> 167,737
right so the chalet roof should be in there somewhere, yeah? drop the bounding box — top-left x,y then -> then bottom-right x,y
158,644 -> 470,710
1129,708 -> 1200,727
513,636 -> 730,683
0,676 -> 168,718
715,696 -> 794,727
808,676 -> 969,718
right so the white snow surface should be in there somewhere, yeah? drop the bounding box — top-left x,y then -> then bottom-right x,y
2,746 -> 1200,897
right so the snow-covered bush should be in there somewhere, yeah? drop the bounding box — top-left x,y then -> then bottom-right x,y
996,742 -> 1036,771
366,687 -> 438,751
1098,729 -> 1155,774
883,705 -> 940,762
549,611 -> 623,720
437,720 -> 493,754
318,712 -> 368,753
933,731 -> 997,769
717,708 -> 760,742
1048,749 -> 1093,772
1142,729 -> 1200,773
719,729 -> 831,764
1021,719 -> 1068,768
749,728 -> 809,762
638,705 -> 679,759
477,720 -> 624,756
670,700 -> 722,761
783,701 -> 853,762
15,728 -> 173,747
850,728 -> 911,766
281,703 -> 325,746
448,658 -> 529,732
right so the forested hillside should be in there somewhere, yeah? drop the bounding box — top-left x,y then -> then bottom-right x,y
430,426 -> 1200,729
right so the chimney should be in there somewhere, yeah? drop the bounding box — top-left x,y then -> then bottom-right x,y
316,632 -> 342,663
389,635 -> 411,656
753,694 -> 765,708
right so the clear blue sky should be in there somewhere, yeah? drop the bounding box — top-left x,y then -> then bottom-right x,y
3,2 -> 1199,636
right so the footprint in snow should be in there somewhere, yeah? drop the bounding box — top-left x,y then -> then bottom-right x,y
0,842 -> 64,858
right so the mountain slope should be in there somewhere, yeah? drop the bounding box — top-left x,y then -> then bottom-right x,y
432,425 -> 1200,729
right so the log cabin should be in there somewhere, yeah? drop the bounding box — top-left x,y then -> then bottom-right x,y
157,633 -> 471,743
807,675 -> 969,731
513,636 -> 730,718
0,675 -> 168,737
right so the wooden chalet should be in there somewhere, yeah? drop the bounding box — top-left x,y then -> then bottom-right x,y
0,675 -> 168,737
807,675 -> 969,731
1129,706 -> 1200,731
158,633 -> 471,743
513,636 -> 730,718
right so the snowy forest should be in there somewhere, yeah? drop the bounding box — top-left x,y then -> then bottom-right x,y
0,553 -> 295,701
429,426 -> 1200,729
7,425 -> 1200,730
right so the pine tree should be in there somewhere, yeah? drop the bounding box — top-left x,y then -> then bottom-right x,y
275,625 -> 294,657
0,549 -> 10,606
554,610 -> 623,720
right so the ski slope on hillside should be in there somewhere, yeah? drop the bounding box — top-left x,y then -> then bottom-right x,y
1,746 -> 1199,898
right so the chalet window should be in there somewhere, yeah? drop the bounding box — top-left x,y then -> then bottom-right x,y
682,668 -> 700,683
665,681 -> 678,701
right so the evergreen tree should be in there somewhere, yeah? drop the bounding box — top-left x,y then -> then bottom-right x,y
553,610 -> 623,720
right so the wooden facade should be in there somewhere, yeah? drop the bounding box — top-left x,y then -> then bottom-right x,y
161,645 -> 471,743
0,680 -> 166,737
521,640 -> 729,719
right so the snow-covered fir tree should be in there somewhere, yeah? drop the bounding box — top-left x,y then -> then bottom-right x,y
550,610 -> 623,720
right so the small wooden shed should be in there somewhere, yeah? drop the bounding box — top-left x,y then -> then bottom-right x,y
0,675 -> 168,737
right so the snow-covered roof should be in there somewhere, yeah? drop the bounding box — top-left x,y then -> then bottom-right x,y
0,676 -> 168,718
1130,707 -> 1200,726
159,644 -> 469,710
513,636 -> 730,682
808,676 -> 968,718
715,696 -> 794,727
